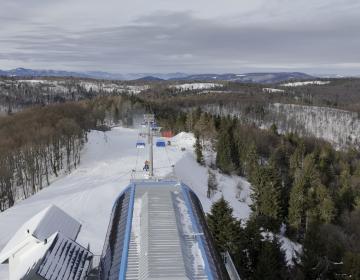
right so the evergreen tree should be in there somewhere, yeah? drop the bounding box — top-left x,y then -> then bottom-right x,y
300,223 -> 342,280
269,123 -> 279,136
288,170 -> 307,232
251,164 -> 283,229
253,239 -> 287,280
194,133 -> 204,165
216,128 -> 235,174
289,154 -> 335,233
244,142 -> 259,181
235,217 -> 263,278
194,112 -> 216,141
289,140 -> 305,175
337,161 -> 355,213
207,197 -> 241,254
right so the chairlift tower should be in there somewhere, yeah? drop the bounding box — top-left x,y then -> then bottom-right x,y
143,114 -> 155,177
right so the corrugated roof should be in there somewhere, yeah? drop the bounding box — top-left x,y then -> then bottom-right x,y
37,233 -> 93,280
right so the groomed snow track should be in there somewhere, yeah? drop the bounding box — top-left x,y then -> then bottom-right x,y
99,179 -> 228,280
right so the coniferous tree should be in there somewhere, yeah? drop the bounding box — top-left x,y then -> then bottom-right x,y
235,217 -> 263,278
269,123 -> 279,136
289,140 -> 305,176
337,161 -> 355,213
207,197 -> 241,254
253,239 -> 287,280
216,128 -> 235,174
244,142 -> 259,180
195,133 -> 204,165
288,172 -> 308,234
251,164 -> 283,229
289,154 -> 335,234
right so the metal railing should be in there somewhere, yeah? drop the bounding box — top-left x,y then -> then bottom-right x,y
86,255 -> 101,279
222,251 -> 241,280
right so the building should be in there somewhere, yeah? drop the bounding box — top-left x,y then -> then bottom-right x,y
0,205 -> 93,280
99,180 -> 228,280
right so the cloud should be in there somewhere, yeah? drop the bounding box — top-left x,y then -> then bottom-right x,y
0,1 -> 359,74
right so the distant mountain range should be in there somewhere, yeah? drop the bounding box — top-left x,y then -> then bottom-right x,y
168,72 -> 315,83
0,68 -> 318,83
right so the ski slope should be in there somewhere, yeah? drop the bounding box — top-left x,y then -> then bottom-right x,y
0,127 -> 252,279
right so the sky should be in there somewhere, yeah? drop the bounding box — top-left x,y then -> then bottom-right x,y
0,0 -> 360,75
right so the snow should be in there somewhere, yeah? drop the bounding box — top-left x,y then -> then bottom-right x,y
5,79 -> 149,95
80,81 -> 149,94
175,195 -> 205,274
176,196 -> 193,235
17,79 -> 48,84
0,205 -> 80,264
174,140 -> 252,221
13,233 -> 57,280
263,88 -> 285,93
171,83 -> 223,91
132,197 -> 142,254
281,81 -> 330,87
0,127 -> 252,279
0,207 -> 48,263
261,229 -> 302,267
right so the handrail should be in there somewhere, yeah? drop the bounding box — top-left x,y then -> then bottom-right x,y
222,251 -> 241,280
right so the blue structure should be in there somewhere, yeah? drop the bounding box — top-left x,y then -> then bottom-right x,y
136,141 -> 145,149
99,180 -> 228,280
155,139 -> 166,147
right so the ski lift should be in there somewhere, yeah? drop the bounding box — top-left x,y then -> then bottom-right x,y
136,141 -> 146,149
156,139 -> 166,147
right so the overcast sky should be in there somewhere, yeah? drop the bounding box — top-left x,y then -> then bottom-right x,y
1,0 -> 359,75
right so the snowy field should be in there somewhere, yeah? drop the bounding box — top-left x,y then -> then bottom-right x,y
3,79 -> 149,94
280,80 -> 330,87
0,127 -> 251,279
171,83 -> 223,91
262,88 -> 285,93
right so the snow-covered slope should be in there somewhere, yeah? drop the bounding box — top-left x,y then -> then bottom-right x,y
202,103 -> 360,149
0,127 -> 251,279
171,83 -> 223,91
263,88 -> 285,93
281,81 -> 330,87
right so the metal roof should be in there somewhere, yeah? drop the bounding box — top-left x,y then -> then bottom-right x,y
37,232 -> 93,280
100,180 -> 227,280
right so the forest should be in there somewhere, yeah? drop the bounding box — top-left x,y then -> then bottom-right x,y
155,106 -> 360,279
0,95 -> 141,211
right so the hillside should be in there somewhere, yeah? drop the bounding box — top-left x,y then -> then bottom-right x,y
0,127 -> 252,279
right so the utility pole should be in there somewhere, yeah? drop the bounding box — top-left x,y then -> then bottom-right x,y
144,114 -> 155,177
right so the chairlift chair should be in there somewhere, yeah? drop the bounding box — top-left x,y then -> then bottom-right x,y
156,139 -> 166,147
136,141 -> 146,149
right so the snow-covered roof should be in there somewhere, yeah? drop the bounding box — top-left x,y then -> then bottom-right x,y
36,233 -> 93,280
0,205 -> 81,264
12,233 -> 57,280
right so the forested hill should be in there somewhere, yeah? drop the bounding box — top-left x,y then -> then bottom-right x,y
1,76 -> 360,279
154,106 -> 360,279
